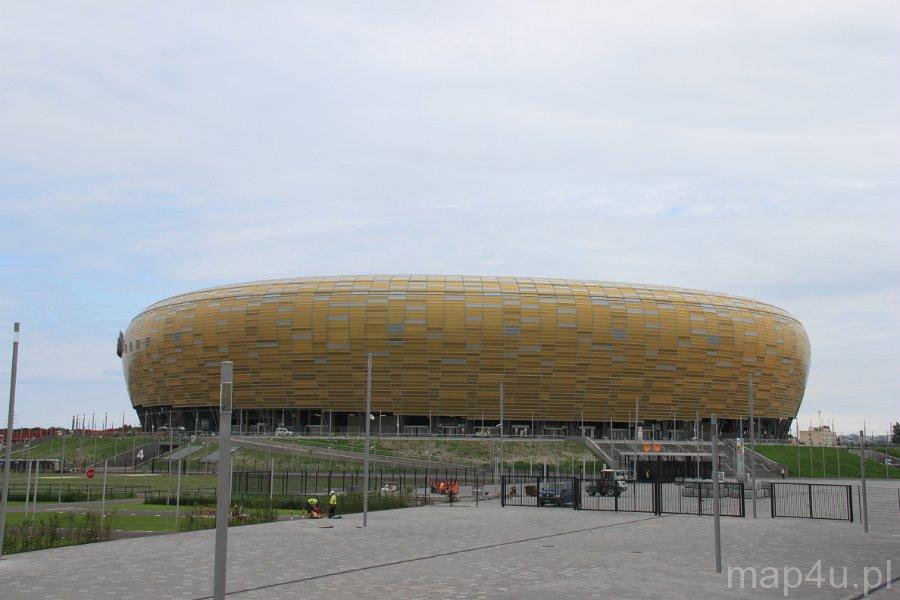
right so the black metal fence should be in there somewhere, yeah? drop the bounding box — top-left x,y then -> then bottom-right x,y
770,482 -> 853,521
2,483 -> 139,502
501,476 -> 745,517
501,476 -> 574,508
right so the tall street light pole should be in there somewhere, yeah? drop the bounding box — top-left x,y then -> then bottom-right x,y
859,427 -> 868,534
0,322 -> 21,561
363,353 -> 373,527
213,361 -> 233,600
711,413 -> 722,573
499,383 -> 504,485
749,374 -> 757,519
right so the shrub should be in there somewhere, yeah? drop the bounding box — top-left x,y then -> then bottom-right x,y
2,510 -> 113,555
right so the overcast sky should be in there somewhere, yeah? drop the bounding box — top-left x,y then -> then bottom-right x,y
1,2 -> 897,434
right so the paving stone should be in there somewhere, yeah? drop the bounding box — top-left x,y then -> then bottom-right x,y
1,479 -> 897,599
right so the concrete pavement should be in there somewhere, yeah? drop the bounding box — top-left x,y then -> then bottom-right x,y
1,480 -> 897,599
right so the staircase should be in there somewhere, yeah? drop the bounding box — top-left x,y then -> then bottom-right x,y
582,437 -> 618,468
720,439 -> 784,479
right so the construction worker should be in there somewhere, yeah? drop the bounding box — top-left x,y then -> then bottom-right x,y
328,490 -> 337,518
306,496 -> 319,517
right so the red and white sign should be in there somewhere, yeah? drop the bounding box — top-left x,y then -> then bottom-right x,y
86,467 -> 95,479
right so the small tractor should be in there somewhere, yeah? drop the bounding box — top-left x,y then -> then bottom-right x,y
585,469 -> 628,497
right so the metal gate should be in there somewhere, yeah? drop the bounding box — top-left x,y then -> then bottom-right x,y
501,476 -> 574,508
770,482 -> 853,521
502,476 -> 745,517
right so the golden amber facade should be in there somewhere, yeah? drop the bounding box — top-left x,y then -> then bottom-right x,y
121,275 -> 810,421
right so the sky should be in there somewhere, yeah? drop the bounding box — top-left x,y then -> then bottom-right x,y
0,2 -> 897,435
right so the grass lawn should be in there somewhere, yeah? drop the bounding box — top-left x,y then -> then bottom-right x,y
13,434 -> 159,464
5,471 -> 219,495
756,444 -> 899,479
3,509 -> 180,532
878,447 -> 900,460
281,437 -> 598,468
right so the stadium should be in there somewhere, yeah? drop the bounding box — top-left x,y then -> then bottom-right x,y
119,275 -> 810,439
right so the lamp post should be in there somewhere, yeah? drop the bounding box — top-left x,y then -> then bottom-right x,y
749,375 -> 757,519
0,322 -> 21,561
499,383 -> 504,485
711,414 -> 722,573
363,353 -> 373,527
859,428 -> 868,534
213,361 -> 233,600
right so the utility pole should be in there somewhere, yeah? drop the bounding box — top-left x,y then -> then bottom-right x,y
711,414 -> 722,573
59,433 -> 65,502
499,383 -> 505,485
749,375 -> 757,519
213,361 -> 234,600
834,420 -> 840,477
859,427 -> 868,534
0,322 -> 21,560
363,353 -> 373,527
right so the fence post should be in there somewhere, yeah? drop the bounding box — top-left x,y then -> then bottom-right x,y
807,483 -> 814,519
770,482 -> 776,518
847,484 -> 854,523
500,475 -> 505,507
697,483 -> 701,517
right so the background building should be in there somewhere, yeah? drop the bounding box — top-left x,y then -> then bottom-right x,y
798,425 -> 837,446
119,275 -> 810,438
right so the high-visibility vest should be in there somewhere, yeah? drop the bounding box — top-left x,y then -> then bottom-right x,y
329,493 -> 337,506
308,498 -> 318,506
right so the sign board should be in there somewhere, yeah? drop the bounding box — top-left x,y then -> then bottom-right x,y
86,467 -> 95,479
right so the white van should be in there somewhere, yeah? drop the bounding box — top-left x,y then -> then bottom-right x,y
275,427 -> 294,437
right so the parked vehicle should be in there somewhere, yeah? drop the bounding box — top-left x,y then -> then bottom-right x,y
275,427 -> 294,437
381,481 -> 399,493
537,486 -> 574,506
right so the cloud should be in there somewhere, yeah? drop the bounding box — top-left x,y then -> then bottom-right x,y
0,1 -> 898,430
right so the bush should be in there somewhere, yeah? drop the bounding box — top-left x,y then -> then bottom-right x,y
146,491 -> 417,515
180,503 -> 279,531
2,511 -> 113,555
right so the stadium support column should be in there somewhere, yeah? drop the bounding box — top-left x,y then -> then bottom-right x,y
635,398 -> 640,440
0,322 -> 21,561
695,410 -> 700,478
213,361 -> 234,600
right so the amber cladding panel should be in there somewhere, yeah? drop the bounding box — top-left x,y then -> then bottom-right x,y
121,276 -> 810,421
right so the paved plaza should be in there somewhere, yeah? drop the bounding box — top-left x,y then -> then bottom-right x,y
1,480 -> 898,599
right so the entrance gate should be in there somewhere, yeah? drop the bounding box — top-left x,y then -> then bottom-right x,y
502,475 -> 745,517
